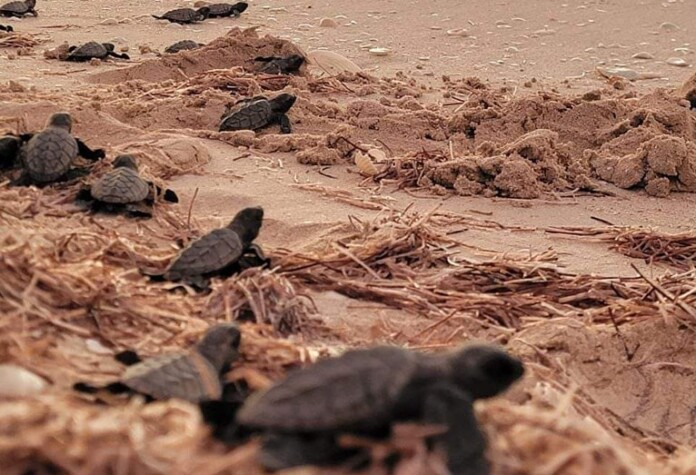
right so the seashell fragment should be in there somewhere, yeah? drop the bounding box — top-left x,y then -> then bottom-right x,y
368,47 -> 391,57
355,151 -> 378,176
0,364 -> 48,397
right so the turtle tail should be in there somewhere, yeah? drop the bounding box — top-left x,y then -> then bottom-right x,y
151,14 -> 163,20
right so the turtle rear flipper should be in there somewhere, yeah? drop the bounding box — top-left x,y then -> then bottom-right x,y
422,383 -> 488,475
73,381 -> 131,395
259,433 -> 362,471
108,51 -> 130,60
183,274 -> 212,293
76,139 -> 105,161
125,201 -> 154,218
149,182 -> 179,203
75,186 -> 94,208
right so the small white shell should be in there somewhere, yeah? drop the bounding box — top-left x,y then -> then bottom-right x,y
355,151 -> 378,176
0,364 -> 48,397
307,50 -> 362,75
367,148 -> 387,163
368,47 -> 391,57
446,28 -> 469,37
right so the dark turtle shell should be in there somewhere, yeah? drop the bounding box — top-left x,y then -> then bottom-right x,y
121,351 -> 222,402
67,41 -> 108,60
219,97 -> 273,132
0,0 -> 32,14
164,39 -> 201,54
155,8 -> 205,23
24,127 -> 78,183
237,347 -> 419,432
91,167 -> 149,204
164,228 -> 245,280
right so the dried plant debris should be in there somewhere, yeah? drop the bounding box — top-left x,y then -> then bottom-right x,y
548,226 -> 696,271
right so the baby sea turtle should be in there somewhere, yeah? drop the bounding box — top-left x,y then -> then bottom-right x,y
254,55 -> 305,75
0,24 -> 13,31
0,0 -> 36,17
76,155 -> 179,217
236,344 -> 524,474
164,39 -> 203,54
151,206 -> 268,291
207,2 -> 248,18
66,42 -> 130,62
14,112 -> 105,185
219,93 -> 296,134
152,7 -> 210,24
74,323 -> 241,402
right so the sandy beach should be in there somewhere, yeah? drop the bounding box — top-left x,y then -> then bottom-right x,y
0,0 -> 695,474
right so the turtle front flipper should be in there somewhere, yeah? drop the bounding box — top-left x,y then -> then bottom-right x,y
9,170 -> 31,187
76,139 -> 105,161
238,243 -> 271,270
75,185 -> 95,209
423,383 -> 489,475
277,114 -> 292,134
184,274 -> 212,293
114,350 -> 142,366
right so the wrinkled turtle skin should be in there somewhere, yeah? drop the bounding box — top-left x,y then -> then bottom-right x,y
66,42 -> 129,61
152,7 -> 210,24
254,55 -> 305,75
74,323 -> 241,402
219,93 -> 296,134
22,112 -> 104,184
0,0 -> 37,18
207,2 -> 248,18
161,206 -> 266,290
164,39 -> 203,54
236,344 -> 524,474
77,154 -> 178,217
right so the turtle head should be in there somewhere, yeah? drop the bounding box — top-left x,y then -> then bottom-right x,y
197,6 -> 211,18
270,93 -> 296,113
447,344 -> 524,400
25,0 -> 36,7
286,55 -> 305,70
113,154 -> 138,170
195,323 -> 242,372
102,43 -> 116,52
47,112 -> 73,132
234,2 -> 249,13
227,206 -> 264,245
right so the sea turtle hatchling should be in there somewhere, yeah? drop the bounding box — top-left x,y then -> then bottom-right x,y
235,344 -> 524,474
73,323 -> 241,402
152,7 -> 210,24
65,42 -> 130,62
0,0 -> 36,17
14,112 -> 105,185
75,155 -> 179,217
0,24 -> 13,31
219,93 -> 296,134
254,55 -> 305,75
164,39 -> 203,54
207,2 -> 248,18
150,206 -> 269,291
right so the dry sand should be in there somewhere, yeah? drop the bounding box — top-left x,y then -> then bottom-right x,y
1,0 -> 696,474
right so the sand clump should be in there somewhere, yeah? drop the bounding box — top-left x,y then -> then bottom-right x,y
425,129 -> 594,198
89,28 -> 304,84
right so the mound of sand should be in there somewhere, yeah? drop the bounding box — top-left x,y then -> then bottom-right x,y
89,28 -> 304,85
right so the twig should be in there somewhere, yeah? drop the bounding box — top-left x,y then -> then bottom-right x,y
187,187 -> 199,230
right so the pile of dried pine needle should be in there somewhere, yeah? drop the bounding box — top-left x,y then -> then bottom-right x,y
277,208 -> 696,333
548,226 -> 696,271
